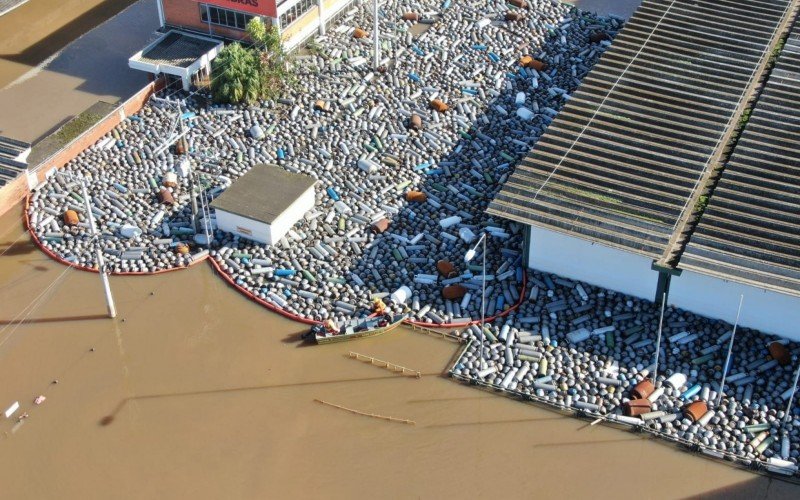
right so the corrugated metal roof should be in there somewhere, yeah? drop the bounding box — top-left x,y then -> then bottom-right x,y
679,22 -> 800,295
487,0 -> 794,260
139,32 -> 221,69
0,135 -> 30,187
210,164 -> 316,224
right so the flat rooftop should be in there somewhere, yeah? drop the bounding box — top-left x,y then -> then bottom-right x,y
137,31 -> 220,69
487,0 -> 793,260
210,164 -> 316,224
680,22 -> 800,296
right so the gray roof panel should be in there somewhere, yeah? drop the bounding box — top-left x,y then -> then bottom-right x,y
487,0 -> 793,260
210,164 -> 316,224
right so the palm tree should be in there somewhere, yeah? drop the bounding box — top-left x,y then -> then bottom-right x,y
211,42 -> 262,104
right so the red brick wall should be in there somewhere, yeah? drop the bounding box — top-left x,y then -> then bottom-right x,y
162,0 -> 261,40
0,175 -> 29,219
0,79 -> 164,218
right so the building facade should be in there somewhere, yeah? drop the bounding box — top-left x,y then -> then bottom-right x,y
488,0 -> 800,341
157,0 -> 358,51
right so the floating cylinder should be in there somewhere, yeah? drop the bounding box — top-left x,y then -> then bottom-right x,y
624,398 -> 652,417
371,218 -> 390,234
519,56 -> 545,70
567,328 -> 590,343
390,286 -> 412,305
439,216 -> 462,228
631,380 -> 655,400
442,285 -> 467,300
120,224 -> 142,239
516,107 -> 535,120
697,410 -> 715,427
458,227 -> 476,243
158,188 -> 175,205
163,172 -> 178,187
769,342 -> 791,366
63,210 -> 79,226
501,368 -> 517,389
250,125 -> 265,140
406,190 -> 427,202
430,99 -> 449,112
665,373 -> 687,390
574,401 -> 599,412
680,384 -> 702,400
647,387 -> 665,403
358,159 -> 379,173
683,401 -> 708,422
4,401 -> 20,418
477,365 -> 498,379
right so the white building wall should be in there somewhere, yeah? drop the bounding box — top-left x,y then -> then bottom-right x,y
669,270 -> 800,341
215,210 -> 272,244
216,185 -> 315,245
267,187 -> 315,243
527,225 -> 658,301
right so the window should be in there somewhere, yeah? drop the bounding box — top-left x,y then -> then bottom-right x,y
235,226 -> 253,236
279,0 -> 316,28
200,4 -> 254,31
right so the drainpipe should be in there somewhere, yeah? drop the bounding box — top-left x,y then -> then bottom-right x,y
522,225 -> 531,268
318,0 -> 325,35
651,262 -> 681,306
156,0 -> 165,27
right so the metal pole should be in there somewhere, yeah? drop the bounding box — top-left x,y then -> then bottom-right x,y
479,234 -> 487,370
784,361 -> 800,425
373,0 -> 380,69
80,181 -> 117,318
652,292 -> 666,383
716,294 -> 744,407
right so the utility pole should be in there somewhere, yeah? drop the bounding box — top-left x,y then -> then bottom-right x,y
716,295 -> 744,407
79,179 -> 117,318
652,293 -> 666,383
373,0 -> 380,69
784,361 -> 800,425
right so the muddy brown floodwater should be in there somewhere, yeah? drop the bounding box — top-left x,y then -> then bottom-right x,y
0,0 -> 137,89
0,204 -> 795,499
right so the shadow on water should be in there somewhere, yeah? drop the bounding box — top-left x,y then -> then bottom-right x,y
0,313 -> 108,326
281,330 -> 318,347
686,476 -> 787,500
425,415 -> 569,428
530,435 -> 646,448
0,0 -> 136,70
0,240 -> 36,257
98,371 -> 442,426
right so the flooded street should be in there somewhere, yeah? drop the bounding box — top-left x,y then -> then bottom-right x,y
0,0 -> 136,89
0,205 -> 794,499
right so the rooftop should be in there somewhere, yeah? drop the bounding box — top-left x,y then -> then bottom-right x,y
0,135 -> 30,187
210,164 -> 316,224
136,31 -> 221,69
679,22 -> 800,296
487,0 -> 793,260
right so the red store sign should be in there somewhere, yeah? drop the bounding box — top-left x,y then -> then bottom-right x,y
196,0 -> 277,19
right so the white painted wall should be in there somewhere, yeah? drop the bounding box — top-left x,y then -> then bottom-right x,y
670,269 -> 800,341
214,186 -> 314,245
527,225 -> 658,301
215,210 -> 272,244
267,186 -> 315,243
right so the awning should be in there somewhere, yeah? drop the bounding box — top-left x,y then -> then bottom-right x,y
129,30 -> 223,83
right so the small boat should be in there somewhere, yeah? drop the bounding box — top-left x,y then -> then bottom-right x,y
305,313 -> 407,344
